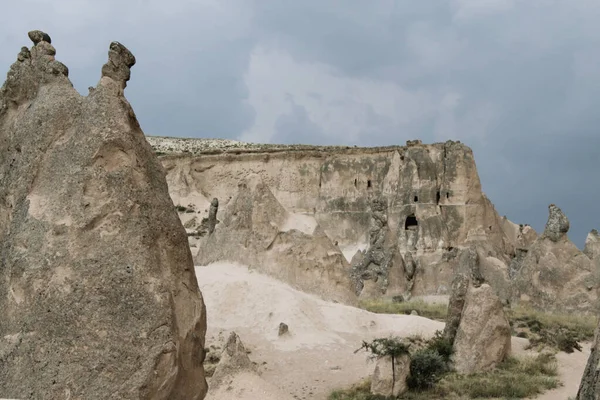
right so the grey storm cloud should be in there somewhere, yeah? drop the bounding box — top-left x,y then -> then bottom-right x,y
1,0 -> 598,246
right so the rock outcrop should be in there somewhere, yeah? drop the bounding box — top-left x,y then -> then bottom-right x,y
512,205 -> 598,312
585,230 -> 600,261
0,32 -> 207,399
147,136 -> 596,313
210,332 -> 255,389
452,282 -> 512,374
194,174 -> 356,304
576,321 -> 600,399
370,354 -> 410,397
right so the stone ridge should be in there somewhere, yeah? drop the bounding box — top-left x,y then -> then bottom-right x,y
145,135 -> 462,156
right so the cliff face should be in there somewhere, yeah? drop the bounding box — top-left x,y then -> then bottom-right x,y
150,136 -> 598,312
150,137 -> 520,302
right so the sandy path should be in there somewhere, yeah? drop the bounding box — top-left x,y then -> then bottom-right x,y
534,343 -> 590,400
197,262 -> 589,400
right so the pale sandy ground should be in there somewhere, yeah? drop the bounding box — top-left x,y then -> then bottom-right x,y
197,262 -> 589,400
281,213 -> 319,235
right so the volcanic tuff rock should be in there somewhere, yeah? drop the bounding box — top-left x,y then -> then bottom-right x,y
194,174 -> 356,304
0,32 -> 207,399
154,137 -> 517,300
451,283 -> 512,374
577,321 -> 600,399
150,136 -> 598,311
585,230 -> 600,261
512,205 -> 598,312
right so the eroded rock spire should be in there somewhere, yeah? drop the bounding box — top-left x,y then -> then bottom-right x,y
100,41 -> 136,89
0,30 -> 69,112
542,203 -> 570,242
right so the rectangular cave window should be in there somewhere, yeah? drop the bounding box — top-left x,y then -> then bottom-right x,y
354,178 -> 358,188
446,192 -> 450,200
436,191 -> 441,204
367,180 -> 372,189
405,214 -> 418,230
413,195 -> 418,202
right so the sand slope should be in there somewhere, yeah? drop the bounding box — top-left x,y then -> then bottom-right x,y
198,262 -> 444,399
197,262 -> 589,400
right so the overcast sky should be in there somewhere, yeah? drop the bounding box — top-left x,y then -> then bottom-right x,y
1,0 -> 598,247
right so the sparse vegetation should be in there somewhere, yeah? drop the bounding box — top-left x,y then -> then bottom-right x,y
328,353 -> 559,400
407,349 -> 447,390
361,299 -> 596,352
356,337 -> 411,395
508,306 -> 596,352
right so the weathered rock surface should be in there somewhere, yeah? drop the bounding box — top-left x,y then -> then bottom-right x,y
210,332 -> 255,389
194,174 -> 356,304
370,354 -> 410,397
512,205 -> 598,312
585,230 -> 600,261
148,136 -> 596,313
542,204 -> 570,242
577,321 -> 600,400
452,283 -> 511,374
0,32 -> 207,399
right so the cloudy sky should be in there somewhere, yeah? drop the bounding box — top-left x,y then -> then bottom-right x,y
1,0 -> 598,247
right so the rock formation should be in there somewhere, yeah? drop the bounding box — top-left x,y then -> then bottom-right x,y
0,32 -> 207,399
370,353 -> 410,397
450,281 -> 512,374
194,174 -> 356,304
210,332 -> 255,389
585,230 -> 600,261
576,321 -> 600,399
148,134 -> 597,313
512,204 -> 598,312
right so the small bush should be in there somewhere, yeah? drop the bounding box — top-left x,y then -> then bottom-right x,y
425,330 -> 453,362
407,349 -> 447,390
357,337 -> 411,360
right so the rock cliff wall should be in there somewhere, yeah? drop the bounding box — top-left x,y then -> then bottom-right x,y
149,136 -> 598,311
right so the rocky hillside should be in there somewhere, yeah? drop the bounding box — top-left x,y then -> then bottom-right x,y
147,136 -> 599,312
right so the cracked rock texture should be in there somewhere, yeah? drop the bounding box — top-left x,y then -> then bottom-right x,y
152,136 -> 598,312
512,205 -> 598,312
0,32 -> 207,399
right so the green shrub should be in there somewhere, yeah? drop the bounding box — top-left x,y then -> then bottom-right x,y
407,349 -> 447,390
425,331 -> 453,363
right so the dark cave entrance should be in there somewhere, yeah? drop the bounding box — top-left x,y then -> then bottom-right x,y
436,191 -> 441,204
405,214 -> 418,230
413,195 -> 418,202
367,180 -> 372,189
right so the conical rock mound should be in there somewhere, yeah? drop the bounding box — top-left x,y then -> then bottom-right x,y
0,31 -> 207,399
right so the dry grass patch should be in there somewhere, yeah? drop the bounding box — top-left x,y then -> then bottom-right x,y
509,306 -> 597,352
329,353 -> 560,400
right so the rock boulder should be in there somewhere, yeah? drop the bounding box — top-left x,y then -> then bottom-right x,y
452,283 -> 511,374
370,354 -> 410,397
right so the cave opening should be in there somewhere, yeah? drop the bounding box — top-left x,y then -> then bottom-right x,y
436,191 -> 441,204
354,178 -> 357,188
405,214 -> 418,230
367,180 -> 372,189
413,195 -> 418,202
446,192 -> 450,199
